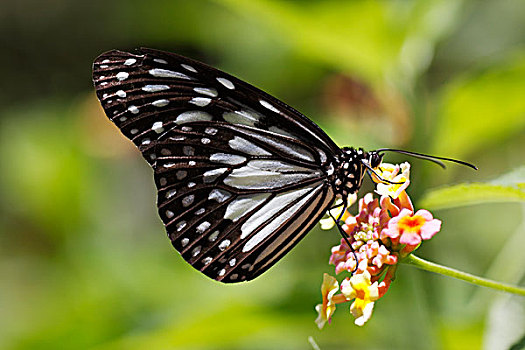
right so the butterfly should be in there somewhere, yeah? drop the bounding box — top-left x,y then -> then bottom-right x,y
92,48 -> 475,283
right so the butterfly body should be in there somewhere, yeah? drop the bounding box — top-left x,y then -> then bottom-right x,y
93,48 -> 372,283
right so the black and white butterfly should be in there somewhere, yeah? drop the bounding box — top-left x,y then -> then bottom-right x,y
92,48 -> 474,283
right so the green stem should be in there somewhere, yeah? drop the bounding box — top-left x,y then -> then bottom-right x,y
401,254 -> 525,296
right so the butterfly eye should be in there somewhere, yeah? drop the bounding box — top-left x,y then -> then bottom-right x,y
92,48 -> 371,283
369,152 -> 383,168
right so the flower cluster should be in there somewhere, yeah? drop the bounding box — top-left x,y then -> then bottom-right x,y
315,162 -> 442,328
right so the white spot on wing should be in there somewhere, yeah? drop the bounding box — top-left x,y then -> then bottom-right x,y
176,111 -> 213,124
195,208 -> 205,215
124,58 -> 137,65
218,240 -> 230,251
216,77 -> 235,89
223,110 -> 260,127
116,90 -> 126,98
177,221 -> 187,232
152,99 -> 170,107
196,221 -> 211,234
192,246 -> 201,256
181,63 -> 197,72
116,72 -> 129,81
259,99 -> 281,114
208,230 -> 219,242
210,153 -> 246,165
149,68 -> 191,80
152,121 -> 164,133
205,127 -> 218,135
189,97 -> 211,107
128,105 -> 139,114
194,87 -> 218,97
142,84 -> 170,92
182,195 -> 194,207
181,237 -> 189,247
153,58 -> 168,64
228,136 -> 271,156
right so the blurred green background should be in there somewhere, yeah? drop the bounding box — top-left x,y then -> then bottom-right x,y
1,0 -> 524,349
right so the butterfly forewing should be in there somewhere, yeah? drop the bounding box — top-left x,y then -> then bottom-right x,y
92,48 -> 339,282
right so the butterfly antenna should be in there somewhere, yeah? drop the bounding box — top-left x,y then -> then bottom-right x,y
328,202 -> 359,274
376,148 -> 478,170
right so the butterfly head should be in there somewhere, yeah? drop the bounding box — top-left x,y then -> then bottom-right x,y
367,150 -> 384,169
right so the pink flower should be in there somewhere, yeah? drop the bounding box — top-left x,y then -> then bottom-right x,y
330,240 -> 352,275
382,208 -> 441,248
371,244 -> 398,268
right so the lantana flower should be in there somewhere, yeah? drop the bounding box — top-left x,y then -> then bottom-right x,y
373,162 -> 410,199
340,267 -> 379,326
315,160 -> 524,328
314,273 -> 340,329
382,208 -> 441,253
316,161 -> 441,327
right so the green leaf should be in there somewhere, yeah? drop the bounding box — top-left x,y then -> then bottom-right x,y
419,167 -> 525,209
432,51 -> 525,157
217,0 -> 464,86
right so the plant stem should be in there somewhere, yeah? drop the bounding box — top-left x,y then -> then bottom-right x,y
401,254 -> 525,296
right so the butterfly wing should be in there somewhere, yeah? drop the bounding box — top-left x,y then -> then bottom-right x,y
92,48 -> 339,282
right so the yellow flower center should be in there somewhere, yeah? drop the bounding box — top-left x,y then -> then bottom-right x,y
398,215 -> 426,232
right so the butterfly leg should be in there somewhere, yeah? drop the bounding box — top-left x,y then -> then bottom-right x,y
328,201 -> 358,274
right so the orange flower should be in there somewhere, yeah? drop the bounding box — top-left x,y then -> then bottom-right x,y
314,274 -> 340,329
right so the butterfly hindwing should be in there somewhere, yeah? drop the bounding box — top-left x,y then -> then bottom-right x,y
152,122 -> 335,282
92,48 -> 338,282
